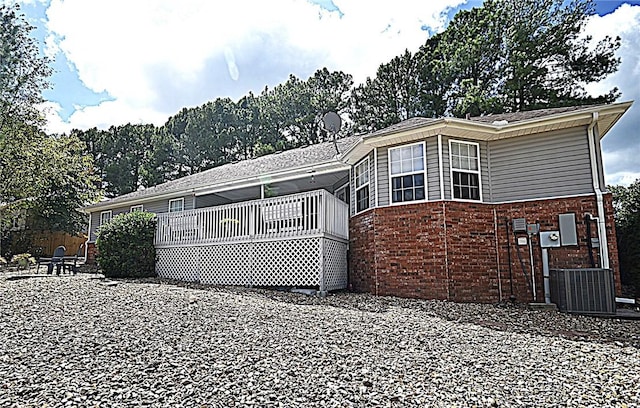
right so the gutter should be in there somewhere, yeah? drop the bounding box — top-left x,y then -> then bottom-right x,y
84,160 -> 349,212
194,161 -> 350,196
360,101 -> 632,148
83,190 -> 192,212
587,112 -> 609,269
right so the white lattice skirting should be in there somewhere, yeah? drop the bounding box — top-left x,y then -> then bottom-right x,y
156,237 -> 347,291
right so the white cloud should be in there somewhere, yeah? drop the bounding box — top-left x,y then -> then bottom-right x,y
38,101 -> 67,134
42,0 -> 464,131
584,4 -> 640,186
4,0 -> 48,6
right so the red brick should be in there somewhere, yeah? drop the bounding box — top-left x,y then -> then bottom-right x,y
349,194 -> 621,303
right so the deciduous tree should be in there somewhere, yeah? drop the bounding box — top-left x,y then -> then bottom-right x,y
0,4 -> 51,129
611,181 -> 640,296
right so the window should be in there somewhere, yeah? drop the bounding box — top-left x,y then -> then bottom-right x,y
130,205 -> 143,212
354,158 -> 370,213
335,183 -> 350,205
389,142 -> 426,203
168,198 -> 184,213
100,210 -> 112,226
450,140 -> 481,201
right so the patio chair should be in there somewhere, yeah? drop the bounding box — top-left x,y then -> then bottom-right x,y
68,243 -> 85,274
37,245 -> 66,275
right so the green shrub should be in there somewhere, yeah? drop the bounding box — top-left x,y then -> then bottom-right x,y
96,211 -> 157,278
11,253 -> 36,269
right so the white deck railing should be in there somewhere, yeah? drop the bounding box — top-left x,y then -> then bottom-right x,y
155,189 -> 349,247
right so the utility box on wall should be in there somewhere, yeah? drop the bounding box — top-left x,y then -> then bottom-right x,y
549,268 -> 616,315
558,213 -> 578,246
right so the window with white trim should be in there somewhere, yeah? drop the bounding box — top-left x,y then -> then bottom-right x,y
130,205 -> 143,212
450,140 -> 481,201
168,198 -> 184,213
354,158 -> 370,213
100,210 -> 112,226
335,183 -> 350,205
389,142 -> 426,203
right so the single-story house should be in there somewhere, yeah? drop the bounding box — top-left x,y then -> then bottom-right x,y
84,101 -> 632,303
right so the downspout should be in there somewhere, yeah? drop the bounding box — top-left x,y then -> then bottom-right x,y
443,201 -> 450,300
438,135 -> 445,200
85,212 -> 91,261
587,112 -> 609,269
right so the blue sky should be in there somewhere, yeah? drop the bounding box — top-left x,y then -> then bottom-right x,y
7,0 -> 640,185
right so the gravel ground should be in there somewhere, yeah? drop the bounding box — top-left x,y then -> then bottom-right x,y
0,274 -> 639,407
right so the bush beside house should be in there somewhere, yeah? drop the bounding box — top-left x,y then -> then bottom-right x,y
96,211 -> 157,278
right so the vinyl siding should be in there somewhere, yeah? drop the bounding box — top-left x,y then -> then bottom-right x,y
376,138 -> 439,206
488,127 -> 593,202
88,195 -> 194,242
442,139 -> 451,199
376,137 -> 454,204
377,147 -> 389,207
480,141 -> 490,201
442,136 -> 489,201
368,151 -> 376,209
350,152 -> 375,216
426,139 -> 440,200
89,207 -> 127,242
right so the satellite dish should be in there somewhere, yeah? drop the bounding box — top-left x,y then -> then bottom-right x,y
322,112 -> 342,133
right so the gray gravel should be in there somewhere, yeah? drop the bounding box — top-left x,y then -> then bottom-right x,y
0,274 -> 638,407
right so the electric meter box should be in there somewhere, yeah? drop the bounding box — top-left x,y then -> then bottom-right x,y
558,213 -> 578,246
526,223 -> 540,235
540,231 -> 561,248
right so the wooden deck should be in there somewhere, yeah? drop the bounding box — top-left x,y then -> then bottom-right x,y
154,190 -> 350,291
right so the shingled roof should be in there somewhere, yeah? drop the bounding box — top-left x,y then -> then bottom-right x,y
468,105 -> 591,124
365,117 -> 438,138
358,103 -> 625,142
86,135 -> 359,210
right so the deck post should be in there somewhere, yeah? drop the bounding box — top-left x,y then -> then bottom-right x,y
318,237 -> 325,293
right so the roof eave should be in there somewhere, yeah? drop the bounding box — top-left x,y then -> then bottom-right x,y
352,101 -> 633,152
194,160 -> 350,196
83,158 -> 350,212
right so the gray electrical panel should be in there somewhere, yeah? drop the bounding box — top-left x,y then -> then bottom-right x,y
512,218 -> 527,232
559,213 -> 578,246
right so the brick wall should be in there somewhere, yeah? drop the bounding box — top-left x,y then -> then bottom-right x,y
86,242 -> 98,264
349,194 -> 620,303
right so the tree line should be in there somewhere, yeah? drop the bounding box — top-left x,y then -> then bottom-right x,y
72,0 -> 621,197
72,68 -> 354,197
0,0 -> 624,244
